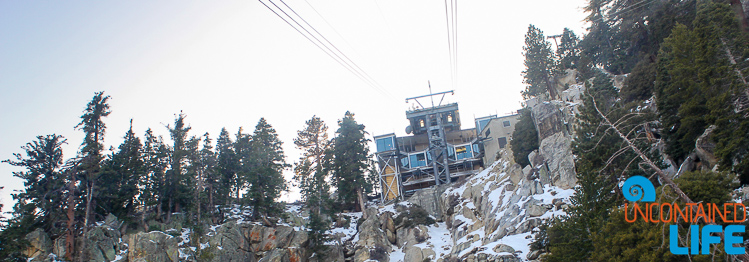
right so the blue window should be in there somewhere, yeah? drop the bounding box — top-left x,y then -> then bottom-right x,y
401,156 -> 409,169
477,119 -> 491,133
448,146 -> 456,160
376,136 -> 395,152
409,153 -> 428,168
473,144 -> 480,155
455,145 -> 473,160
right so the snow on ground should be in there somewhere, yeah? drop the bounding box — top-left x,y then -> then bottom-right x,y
328,211 -> 363,245
414,222 -> 453,260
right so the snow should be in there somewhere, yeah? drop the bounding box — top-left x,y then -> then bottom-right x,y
532,184 -> 575,205
178,228 -> 191,246
389,246 -> 406,262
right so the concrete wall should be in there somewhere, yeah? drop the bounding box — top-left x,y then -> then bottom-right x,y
481,114 -> 520,165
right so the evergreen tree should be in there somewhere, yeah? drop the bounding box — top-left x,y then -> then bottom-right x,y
139,128 -> 169,224
76,91 -> 110,229
556,28 -> 581,71
522,24 -> 558,99
246,118 -> 288,220
215,127 -> 238,208
234,127 -> 252,202
509,108 -> 538,167
332,111 -> 371,212
293,116 -> 334,258
99,120 -> 143,221
197,133 -> 218,222
656,1 -> 749,182
165,112 -> 192,222
3,135 -> 67,235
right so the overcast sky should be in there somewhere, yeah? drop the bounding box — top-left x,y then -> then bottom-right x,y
0,0 -> 588,215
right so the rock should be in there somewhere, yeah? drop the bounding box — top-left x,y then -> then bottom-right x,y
556,69 -> 578,91
527,205 -> 546,217
289,230 -> 309,248
406,185 -> 448,218
128,231 -> 180,262
259,248 -> 288,262
532,102 -> 565,141
404,245 -> 424,261
354,207 -> 390,262
695,125 -> 719,170
83,225 -> 121,262
386,230 -> 396,245
539,132 -> 576,189
207,221 -> 256,262
24,228 -> 52,260
52,236 -> 66,259
258,226 -> 294,252
528,150 -> 544,169
103,213 -> 122,229
527,250 -> 543,260
509,163 -> 524,185
396,225 -> 429,248
493,244 -> 515,254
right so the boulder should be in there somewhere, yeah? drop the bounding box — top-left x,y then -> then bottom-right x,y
493,244 -> 515,254
695,125 -> 719,170
24,228 -> 52,260
128,231 -> 180,262
83,225 -> 121,262
527,205 -> 546,217
531,102 -> 565,141
539,132 -> 576,189
258,248 -> 288,262
208,221 -> 254,262
353,207 -> 390,262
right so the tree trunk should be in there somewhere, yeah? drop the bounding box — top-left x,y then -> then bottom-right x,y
357,188 -> 367,219
142,199 -> 148,232
65,171 -> 76,261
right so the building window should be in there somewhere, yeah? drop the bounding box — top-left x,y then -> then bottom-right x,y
455,145 -> 473,160
447,114 -> 453,122
498,137 -> 507,149
376,136 -> 395,152
410,152 -> 428,168
485,129 -> 491,136
419,119 -> 425,127
503,121 -> 511,127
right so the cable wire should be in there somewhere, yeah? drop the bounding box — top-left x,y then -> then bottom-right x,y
259,0 -> 395,99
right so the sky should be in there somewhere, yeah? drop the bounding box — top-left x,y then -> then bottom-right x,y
0,0 -> 589,215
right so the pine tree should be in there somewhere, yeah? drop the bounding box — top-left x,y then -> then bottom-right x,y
522,24 -> 558,99
215,127 -> 238,209
3,135 -> 68,234
332,111 -> 371,212
234,127 -> 252,202
556,28 -> 581,71
293,116 -> 334,258
165,112 -> 192,222
197,133 -> 218,222
99,120 -> 143,221
75,91 -> 110,247
656,1 -> 749,182
246,118 -> 288,220
509,108 -> 538,167
139,128 -> 169,224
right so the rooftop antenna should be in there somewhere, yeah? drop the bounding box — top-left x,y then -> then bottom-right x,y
547,34 -> 562,49
404,83 -> 453,109
429,81 -> 435,108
